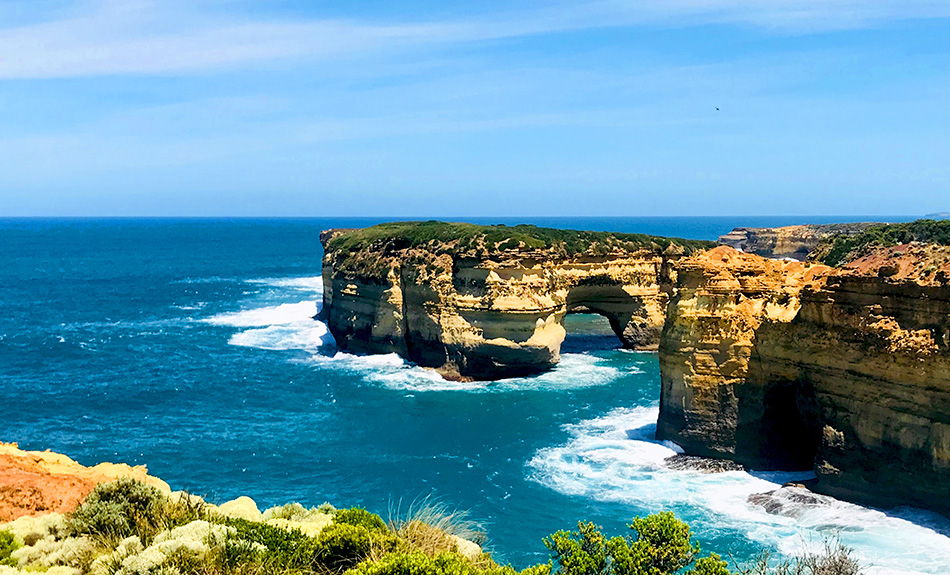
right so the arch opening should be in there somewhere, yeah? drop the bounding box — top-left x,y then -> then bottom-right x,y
562,311 -> 623,353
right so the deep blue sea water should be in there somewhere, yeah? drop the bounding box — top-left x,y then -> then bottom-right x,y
2,217 -> 949,575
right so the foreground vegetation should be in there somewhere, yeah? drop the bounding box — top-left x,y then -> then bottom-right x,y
813,219 -> 950,266
324,221 -> 714,259
0,479 -> 860,575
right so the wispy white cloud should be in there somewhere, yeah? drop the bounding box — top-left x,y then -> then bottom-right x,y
0,0 -> 948,79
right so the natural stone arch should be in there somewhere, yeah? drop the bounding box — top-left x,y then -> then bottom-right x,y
564,279 -> 667,350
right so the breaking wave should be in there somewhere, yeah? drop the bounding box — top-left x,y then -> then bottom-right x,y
305,351 -> 626,394
203,276 -> 334,350
527,406 -> 950,575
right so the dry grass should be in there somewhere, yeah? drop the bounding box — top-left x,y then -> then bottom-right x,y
735,537 -> 862,575
388,496 -> 485,547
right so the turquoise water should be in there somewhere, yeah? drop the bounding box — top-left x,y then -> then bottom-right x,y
2,217 -> 948,575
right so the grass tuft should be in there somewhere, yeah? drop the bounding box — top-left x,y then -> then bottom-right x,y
388,496 -> 486,552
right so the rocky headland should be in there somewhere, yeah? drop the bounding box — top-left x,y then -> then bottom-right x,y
658,220 -> 950,513
320,221 -> 712,380
717,223 -> 877,260
322,219 -> 950,516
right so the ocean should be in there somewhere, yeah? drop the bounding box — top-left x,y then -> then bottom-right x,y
2,216 -> 948,574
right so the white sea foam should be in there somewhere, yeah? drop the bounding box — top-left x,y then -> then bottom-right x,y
205,276 -> 333,351
527,406 -> 950,575
205,301 -> 319,327
229,322 -> 333,351
306,352 -> 627,393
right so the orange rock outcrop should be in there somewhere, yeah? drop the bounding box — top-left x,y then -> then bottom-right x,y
0,443 -> 170,521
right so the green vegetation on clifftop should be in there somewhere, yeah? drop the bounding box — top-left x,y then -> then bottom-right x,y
813,219 -> 950,266
323,221 -> 714,260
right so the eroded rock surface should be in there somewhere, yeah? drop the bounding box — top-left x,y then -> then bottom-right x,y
718,223 -> 876,260
320,222 -> 711,380
657,244 -> 950,513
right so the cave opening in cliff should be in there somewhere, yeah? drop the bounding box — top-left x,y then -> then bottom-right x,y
752,380 -> 822,471
562,312 -> 622,353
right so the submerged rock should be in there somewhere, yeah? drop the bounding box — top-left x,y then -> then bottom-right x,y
747,486 -> 834,520
663,454 -> 744,473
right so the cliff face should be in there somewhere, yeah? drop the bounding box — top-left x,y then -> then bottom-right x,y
718,223 -> 876,261
321,222 -> 709,380
657,247 -> 829,469
658,244 -> 950,512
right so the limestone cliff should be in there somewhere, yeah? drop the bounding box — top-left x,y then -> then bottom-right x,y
320,221 -> 712,380
657,243 -> 950,513
718,223 -> 876,260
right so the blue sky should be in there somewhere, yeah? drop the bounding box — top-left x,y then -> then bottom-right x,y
0,0 -> 948,216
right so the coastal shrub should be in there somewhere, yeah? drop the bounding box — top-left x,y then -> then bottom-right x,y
325,221 -> 713,261
816,219 -> 950,266
223,517 -> 320,571
335,508 -> 389,534
315,523 -> 375,571
111,520 -> 236,575
737,539 -> 861,575
69,479 -> 168,543
346,550 -> 513,575
543,513 -> 729,575
162,491 -> 215,530
0,530 -> 19,567
264,502 -> 310,522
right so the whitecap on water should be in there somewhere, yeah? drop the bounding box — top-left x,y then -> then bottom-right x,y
526,406 -> 950,575
230,322 -> 333,351
204,301 -> 320,328
203,276 -> 334,350
304,352 -> 626,394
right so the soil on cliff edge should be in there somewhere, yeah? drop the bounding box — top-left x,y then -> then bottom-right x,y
0,443 -> 169,521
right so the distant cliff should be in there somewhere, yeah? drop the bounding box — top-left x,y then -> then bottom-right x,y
718,223 -> 877,260
657,236 -> 950,513
320,221 -> 712,380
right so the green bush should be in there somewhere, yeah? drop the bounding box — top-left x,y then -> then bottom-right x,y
224,516 -> 321,571
543,513 -> 730,575
0,529 -> 20,567
335,508 -> 390,533
316,523 -> 375,571
325,221 -> 713,260
347,550 -> 506,575
68,478 -> 168,542
816,219 -> 950,266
